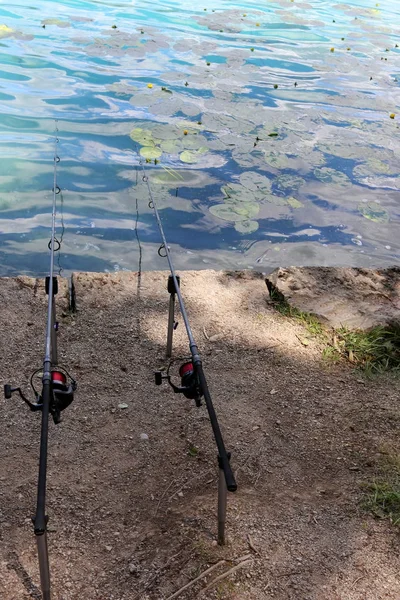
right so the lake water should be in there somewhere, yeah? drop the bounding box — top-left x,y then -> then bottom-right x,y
0,0 -> 399,276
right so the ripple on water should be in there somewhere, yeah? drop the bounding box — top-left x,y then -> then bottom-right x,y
0,0 -> 399,275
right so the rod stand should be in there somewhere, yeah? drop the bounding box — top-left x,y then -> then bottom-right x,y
166,275 -> 180,358
36,530 -> 51,600
217,453 -> 230,546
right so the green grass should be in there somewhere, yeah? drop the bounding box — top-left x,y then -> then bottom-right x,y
364,454 -> 400,526
269,284 -> 400,375
333,324 -> 400,375
270,290 -> 324,337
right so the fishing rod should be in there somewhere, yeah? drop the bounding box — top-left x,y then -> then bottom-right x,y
4,123 -> 77,600
139,159 -> 237,545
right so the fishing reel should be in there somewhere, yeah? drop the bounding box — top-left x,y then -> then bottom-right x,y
155,360 -> 203,407
4,367 -> 77,425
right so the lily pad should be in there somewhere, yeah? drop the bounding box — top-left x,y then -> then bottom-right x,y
180,148 -> 208,163
160,139 -> 184,154
130,128 -> 155,146
313,167 -> 350,185
358,202 -> 389,223
274,174 -> 305,193
140,146 -> 162,160
234,220 -> 259,234
0,24 -> 14,39
264,194 -> 290,206
287,197 -> 304,209
265,152 -> 297,170
239,171 -> 271,193
209,202 -> 259,222
353,159 -> 393,180
42,18 -> 70,27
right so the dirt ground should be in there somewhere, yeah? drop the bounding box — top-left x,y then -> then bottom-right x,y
1,269 -> 399,600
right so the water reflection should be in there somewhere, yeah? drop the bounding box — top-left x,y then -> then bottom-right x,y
0,0 -> 399,276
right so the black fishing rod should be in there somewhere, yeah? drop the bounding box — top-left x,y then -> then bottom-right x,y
4,123 -> 77,599
139,160 -> 237,544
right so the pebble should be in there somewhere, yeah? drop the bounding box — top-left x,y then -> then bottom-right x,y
140,433 -> 149,440
118,403 -> 129,409
105,545 -> 112,552
270,389 -> 278,395
129,563 -> 140,576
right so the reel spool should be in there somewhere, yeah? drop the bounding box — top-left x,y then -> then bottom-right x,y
4,367 -> 77,424
50,369 -> 76,423
155,360 -> 203,406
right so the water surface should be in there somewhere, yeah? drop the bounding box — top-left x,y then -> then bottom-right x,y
0,0 -> 399,275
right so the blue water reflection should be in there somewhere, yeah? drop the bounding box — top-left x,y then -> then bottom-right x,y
0,0 -> 399,275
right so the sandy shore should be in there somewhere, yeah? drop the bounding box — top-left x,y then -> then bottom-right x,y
1,269 -> 399,600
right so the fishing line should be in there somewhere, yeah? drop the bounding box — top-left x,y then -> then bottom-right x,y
56,189 -> 65,277
138,153 -> 237,494
134,166 -> 143,339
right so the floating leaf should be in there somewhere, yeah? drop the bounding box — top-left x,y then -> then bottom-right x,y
42,18 -> 70,27
182,135 -> 209,151
234,220 -> 259,234
358,202 -> 389,223
0,24 -> 14,38
265,152 -> 297,170
160,139 -> 184,154
176,120 -> 204,135
353,159 -> 392,180
274,174 -> 305,193
179,147 -> 208,163
140,146 -> 162,160
129,128 -> 155,146
239,171 -> 271,193
313,167 -> 350,185
209,202 -> 259,222
264,194 -> 291,206
287,197 -> 304,209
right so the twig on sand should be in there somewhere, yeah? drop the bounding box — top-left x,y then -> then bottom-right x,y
203,327 -> 210,341
155,479 -> 176,515
133,550 -> 185,600
247,534 -> 260,555
197,559 -> 253,596
165,560 -> 226,600
351,575 -> 364,589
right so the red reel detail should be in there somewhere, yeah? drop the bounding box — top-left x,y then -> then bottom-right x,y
52,371 -> 67,386
179,362 -> 194,377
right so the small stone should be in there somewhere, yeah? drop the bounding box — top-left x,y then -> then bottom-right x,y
129,563 -> 140,576
140,433 -> 149,440
177,491 -> 184,498
118,403 -> 128,409
105,545 -> 112,552
270,389 -> 278,395
211,540 -> 218,547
